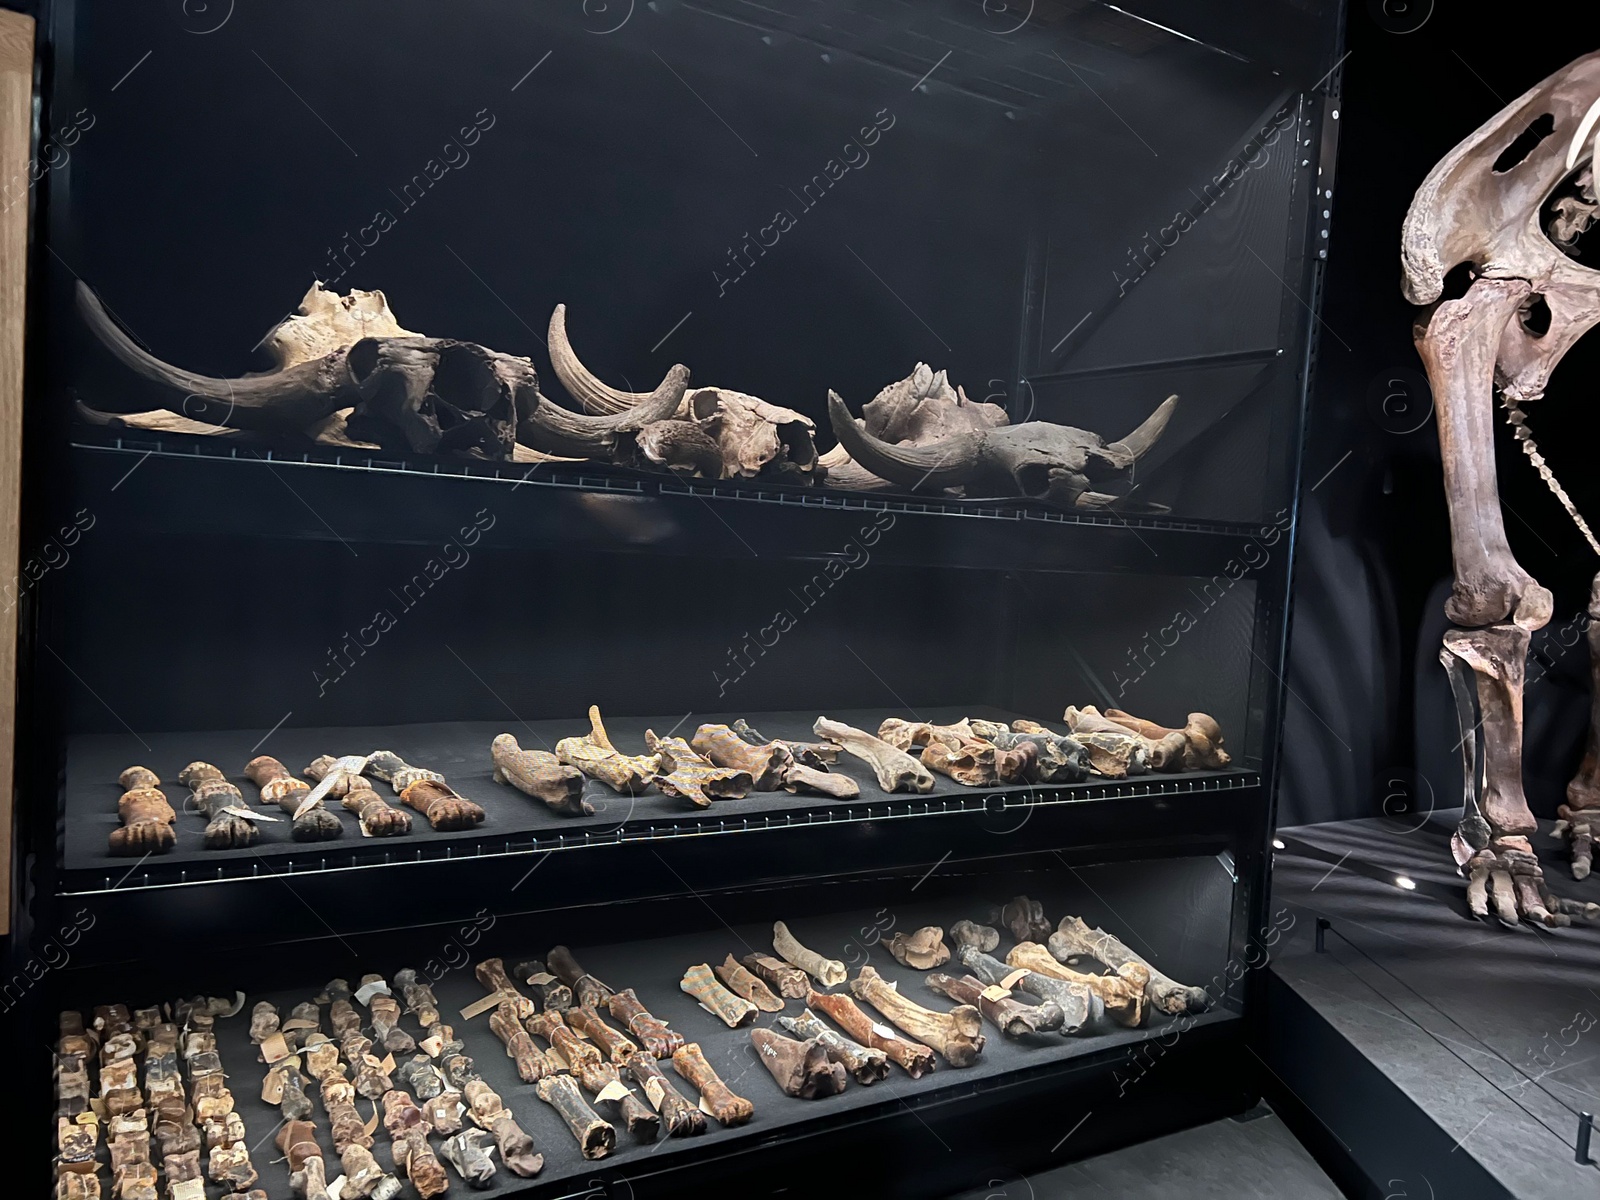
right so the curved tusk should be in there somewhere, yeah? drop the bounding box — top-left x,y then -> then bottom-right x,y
1107,394 -> 1178,461
516,366 -> 690,458
825,390 -> 979,491
548,303 -> 690,416
76,282 -> 349,430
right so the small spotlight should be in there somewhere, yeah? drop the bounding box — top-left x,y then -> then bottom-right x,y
1395,876 -> 1416,890
1272,838 -> 1285,850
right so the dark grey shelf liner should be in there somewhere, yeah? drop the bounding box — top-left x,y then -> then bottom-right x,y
66,887 -> 1236,1198
64,706 -> 1245,873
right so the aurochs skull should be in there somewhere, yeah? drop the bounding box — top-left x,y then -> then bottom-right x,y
825,390 -> 1177,509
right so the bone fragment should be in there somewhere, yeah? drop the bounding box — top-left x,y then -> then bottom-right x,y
358,973 -> 415,1053
249,754 -> 342,840
623,1049 -> 707,1137
110,766 -> 175,855
277,1120 -> 329,1200
877,717 -> 974,750
681,962 -> 758,1027
177,762 -> 257,849
691,723 -> 792,789
491,734 -> 589,815
440,1128 -> 497,1187
804,988 -> 936,1078
547,944 -> 613,1008
671,1043 -> 753,1126
991,895 -> 1052,943
713,954 -> 785,1012
777,1008 -> 890,1084
556,706 -> 660,793
645,729 -> 752,806
751,1027 -> 848,1098
959,946 -> 1102,1034
393,968 -> 442,1030
888,926 -> 950,970
463,1077 -> 545,1175
568,1003 -> 640,1064
1058,710 -> 1150,776
536,1073 -> 616,1159
490,999 -> 551,1082
304,755 -> 410,836
773,920 -> 847,986
814,717 -> 935,792
1051,916 -> 1209,1015
949,919 -> 1000,952
984,729 -> 1089,782
850,965 -> 985,1067
926,972 -> 1064,1037
1007,942 -> 1146,1026
605,988 -> 684,1057
473,957 -> 536,1022
1103,708 -> 1231,770
783,762 -> 861,798
741,951 -> 811,999
338,1143 -> 400,1199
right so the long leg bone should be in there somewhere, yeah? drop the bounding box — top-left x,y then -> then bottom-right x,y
1008,942 -> 1146,1026
850,965 -> 985,1067
713,954 -> 785,1012
783,763 -> 861,798
750,1027 -> 848,1098
623,1049 -> 707,1137
109,766 -> 175,855
547,945 -> 613,1008
473,957 -> 537,1022
535,1074 -> 615,1159
605,988 -> 684,1057
926,972 -> 1065,1037
804,987 -> 936,1078
690,723 -> 792,789
363,750 -> 485,829
490,999 -> 551,1082
680,962 -> 758,1027
491,733 -> 589,815
514,960 -> 573,1013
463,1077 -> 545,1174
527,1011 -> 657,1142
1103,708 -> 1231,770
958,946 -> 1104,1034
440,1128 -> 497,1187
1060,706 -> 1187,770
358,974 -> 416,1053
176,762 -> 257,849
1050,916 -> 1208,1015
249,754 -> 341,840
380,1091 -> 448,1199
813,717 -> 934,792
1562,572 -> 1600,880
671,1043 -> 753,1126
741,951 -> 811,999
393,968 -> 442,1031
555,706 -> 660,794
776,1008 -> 890,1083
772,921 -> 847,986
567,1003 -> 641,1064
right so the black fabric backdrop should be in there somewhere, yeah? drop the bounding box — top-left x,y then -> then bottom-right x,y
1278,6 -> 1600,827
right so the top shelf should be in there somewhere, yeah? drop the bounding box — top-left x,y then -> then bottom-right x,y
74,433 -> 1274,578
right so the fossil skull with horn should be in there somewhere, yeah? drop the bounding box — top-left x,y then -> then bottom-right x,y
74,281 -> 686,462
548,304 -> 821,481
825,387 -> 1178,509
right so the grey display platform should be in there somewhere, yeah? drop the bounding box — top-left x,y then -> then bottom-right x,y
948,1108 -> 1341,1199
1268,811 -> 1600,1199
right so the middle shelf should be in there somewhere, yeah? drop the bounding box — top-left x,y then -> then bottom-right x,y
63,706 -> 1257,895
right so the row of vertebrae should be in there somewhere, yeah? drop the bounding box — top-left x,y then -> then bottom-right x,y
1500,394 -> 1600,556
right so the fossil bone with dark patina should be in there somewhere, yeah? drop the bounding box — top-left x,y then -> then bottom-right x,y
492,734 -> 589,815
109,766 -> 176,856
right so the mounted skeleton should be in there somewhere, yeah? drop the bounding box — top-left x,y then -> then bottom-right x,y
1402,51 -> 1600,926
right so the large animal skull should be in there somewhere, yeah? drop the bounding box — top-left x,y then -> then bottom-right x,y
825,389 -> 1177,509
1402,51 -> 1600,927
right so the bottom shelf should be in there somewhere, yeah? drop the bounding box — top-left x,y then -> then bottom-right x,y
56,870 -> 1240,1199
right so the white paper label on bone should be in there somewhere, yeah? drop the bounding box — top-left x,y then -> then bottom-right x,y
260,1070 -> 286,1105
326,1176 -> 347,1200
354,979 -> 391,1005
871,1022 -> 897,1041
698,1092 -> 717,1117
980,985 -> 1010,1003
458,993 -> 503,1021
419,1035 -> 443,1058
380,1053 -> 396,1075
524,972 -> 556,986
221,805 -> 281,822
363,1102 -> 380,1136
594,1080 -> 631,1104
545,1047 -> 569,1072
642,1076 -> 665,1111
259,1033 -> 291,1064
170,1179 -> 207,1200
999,968 -> 1030,991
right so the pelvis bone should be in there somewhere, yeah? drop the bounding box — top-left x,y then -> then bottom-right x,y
550,305 -> 820,481
827,379 -> 1176,509
76,282 -> 686,463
